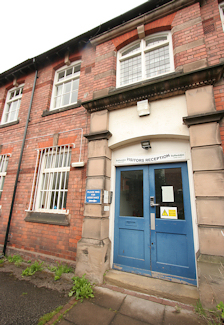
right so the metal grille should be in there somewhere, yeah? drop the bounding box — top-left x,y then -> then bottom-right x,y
28,145 -> 71,213
0,155 -> 9,198
145,45 -> 170,78
120,54 -> 142,86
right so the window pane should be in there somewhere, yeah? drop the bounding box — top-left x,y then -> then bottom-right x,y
120,170 -> 143,217
56,84 -> 63,96
10,91 -> 15,99
122,43 -> 140,56
62,93 -> 70,106
74,65 -> 81,73
146,36 -> 167,48
58,71 -> 64,81
72,78 -> 79,91
64,81 -> 71,93
54,96 -> 61,108
145,45 -> 170,78
66,68 -> 73,78
155,168 -> 184,220
120,55 -> 142,86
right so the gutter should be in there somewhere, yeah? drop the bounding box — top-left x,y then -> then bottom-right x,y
1,70 -> 38,257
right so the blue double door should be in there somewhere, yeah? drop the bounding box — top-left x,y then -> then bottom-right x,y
113,162 -> 196,284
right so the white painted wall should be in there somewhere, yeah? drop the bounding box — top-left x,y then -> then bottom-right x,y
108,95 -> 199,281
108,95 -> 189,149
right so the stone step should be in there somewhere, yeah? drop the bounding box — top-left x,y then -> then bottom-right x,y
104,270 -> 199,306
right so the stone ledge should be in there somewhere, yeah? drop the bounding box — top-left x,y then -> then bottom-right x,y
183,110 -> 224,126
25,211 -> 70,226
84,131 -> 112,142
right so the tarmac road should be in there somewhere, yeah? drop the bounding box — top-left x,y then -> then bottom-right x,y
0,272 -> 70,325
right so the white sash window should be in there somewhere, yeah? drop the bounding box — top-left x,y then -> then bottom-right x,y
51,62 -> 81,110
0,154 -> 9,198
1,85 -> 24,124
219,2 -> 224,32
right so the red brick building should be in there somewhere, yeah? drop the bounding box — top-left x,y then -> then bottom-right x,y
0,0 -> 223,307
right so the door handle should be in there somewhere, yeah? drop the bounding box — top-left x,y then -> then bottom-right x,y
150,196 -> 159,207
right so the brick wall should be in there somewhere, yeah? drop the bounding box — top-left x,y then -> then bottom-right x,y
1,0 -> 224,261
0,55 -> 89,261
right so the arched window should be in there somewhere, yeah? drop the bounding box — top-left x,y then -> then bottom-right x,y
117,32 -> 174,87
51,61 -> 81,110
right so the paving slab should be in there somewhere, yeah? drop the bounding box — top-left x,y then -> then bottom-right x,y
163,305 -> 207,325
111,313 -> 150,325
64,300 -> 115,325
119,295 -> 165,325
92,286 -> 126,310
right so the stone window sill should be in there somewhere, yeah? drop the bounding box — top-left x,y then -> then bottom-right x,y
42,101 -> 82,117
0,119 -> 19,128
25,211 -> 70,226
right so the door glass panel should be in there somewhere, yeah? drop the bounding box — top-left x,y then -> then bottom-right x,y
120,170 -> 143,217
155,168 -> 184,219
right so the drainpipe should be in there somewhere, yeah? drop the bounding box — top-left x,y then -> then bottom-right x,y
1,69 -> 38,257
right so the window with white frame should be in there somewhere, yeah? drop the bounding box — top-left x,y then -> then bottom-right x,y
28,145 -> 71,213
51,62 -> 81,110
219,2 -> 224,32
117,32 -> 174,87
1,85 -> 24,124
0,154 -> 9,198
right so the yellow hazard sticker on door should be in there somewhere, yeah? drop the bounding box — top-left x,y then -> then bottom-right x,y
160,207 -> 178,219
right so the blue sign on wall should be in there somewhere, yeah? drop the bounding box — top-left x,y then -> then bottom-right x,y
86,189 -> 101,204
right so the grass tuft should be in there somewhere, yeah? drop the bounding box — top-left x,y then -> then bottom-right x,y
38,306 -> 63,325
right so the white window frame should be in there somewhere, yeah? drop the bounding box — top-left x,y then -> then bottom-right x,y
0,154 -> 9,198
28,145 -> 72,214
50,61 -> 81,110
1,84 -> 24,124
219,2 -> 224,32
116,32 -> 174,88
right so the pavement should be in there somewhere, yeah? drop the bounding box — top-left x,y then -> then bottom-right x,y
47,285 -> 207,325
0,271 -> 70,325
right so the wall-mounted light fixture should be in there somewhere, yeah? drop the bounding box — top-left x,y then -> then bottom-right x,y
71,161 -> 85,167
137,99 -> 150,116
141,140 -> 151,150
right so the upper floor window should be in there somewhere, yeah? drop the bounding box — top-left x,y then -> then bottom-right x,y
51,62 -> 81,110
0,154 -> 9,198
219,2 -> 224,32
1,85 -> 24,124
117,32 -> 174,87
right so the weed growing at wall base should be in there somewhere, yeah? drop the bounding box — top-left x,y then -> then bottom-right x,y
48,262 -> 73,280
22,261 -> 44,276
68,274 -> 94,302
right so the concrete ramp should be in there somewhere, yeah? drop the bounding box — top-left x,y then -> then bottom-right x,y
104,270 -> 199,305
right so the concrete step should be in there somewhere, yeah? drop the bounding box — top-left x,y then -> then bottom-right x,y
104,269 -> 199,306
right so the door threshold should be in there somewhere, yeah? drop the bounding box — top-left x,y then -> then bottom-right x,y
104,269 -> 199,306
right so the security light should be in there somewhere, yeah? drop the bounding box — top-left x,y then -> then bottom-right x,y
141,140 -> 151,150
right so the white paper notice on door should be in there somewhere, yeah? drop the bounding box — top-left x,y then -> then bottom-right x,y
162,186 -> 174,202
160,207 -> 178,219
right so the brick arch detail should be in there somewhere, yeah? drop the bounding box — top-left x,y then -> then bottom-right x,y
112,12 -> 176,51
